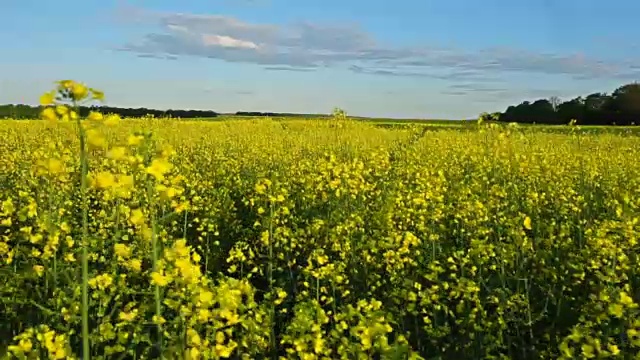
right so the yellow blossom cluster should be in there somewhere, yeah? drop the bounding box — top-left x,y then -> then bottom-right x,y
0,81 -> 639,358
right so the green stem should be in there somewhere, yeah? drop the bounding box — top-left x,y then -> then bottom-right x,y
268,197 -> 276,357
151,209 -> 163,357
183,210 -> 188,240
76,110 -> 91,359
145,142 -> 164,358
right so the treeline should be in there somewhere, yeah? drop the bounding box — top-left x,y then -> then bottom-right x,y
0,104 -> 218,119
498,82 -> 640,125
235,111 -> 325,118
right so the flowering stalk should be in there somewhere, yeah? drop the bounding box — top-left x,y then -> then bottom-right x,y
39,80 -> 105,359
75,102 -> 91,360
143,136 -> 165,358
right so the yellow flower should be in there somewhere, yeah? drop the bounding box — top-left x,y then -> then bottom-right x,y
30,234 -> 43,244
90,88 -> 104,101
41,107 -> 57,122
156,184 -> 179,200
55,105 -> 68,115
114,243 -> 131,258
141,227 -> 153,241
117,174 -> 134,187
186,347 -> 200,360
198,309 -> 211,322
187,328 -> 201,346
199,291 -> 214,306
146,158 -> 172,181
40,91 -> 55,105
150,271 -> 170,286
609,303 -> 624,318
114,174 -> 135,198
127,259 -> 142,272
8,338 -> 33,354
152,315 -> 166,325
86,128 -> 107,149
581,343 -> 595,358
33,265 -> 45,277
118,310 -> 137,322
129,209 -> 145,226
60,222 -> 70,233
107,147 -> 127,161
274,288 -> 287,305
523,216 -> 532,230
608,344 -> 620,356
104,114 -> 120,126
160,145 -> 175,158
87,111 -> 103,122
127,134 -> 144,146
92,172 -> 116,190
71,82 -> 88,100
45,158 -> 64,175
88,273 -> 114,290
215,341 -> 237,358
58,80 -> 74,89
620,292 -> 634,306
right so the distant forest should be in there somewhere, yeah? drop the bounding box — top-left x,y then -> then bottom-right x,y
234,111 -> 325,117
0,105 -> 220,119
0,105 -> 329,120
497,82 -> 640,126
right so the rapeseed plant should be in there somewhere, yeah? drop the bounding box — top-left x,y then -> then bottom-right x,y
0,81 -> 639,358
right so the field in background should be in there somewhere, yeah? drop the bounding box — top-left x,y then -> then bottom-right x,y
0,117 -> 639,358
183,115 -> 640,137
190,114 -> 470,124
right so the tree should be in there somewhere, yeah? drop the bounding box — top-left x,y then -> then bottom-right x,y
583,93 -> 613,125
610,83 -> 640,125
494,82 -> 640,126
556,97 -> 584,124
529,99 -> 560,124
0,104 -> 219,120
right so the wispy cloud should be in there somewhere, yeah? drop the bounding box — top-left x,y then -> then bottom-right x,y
264,66 -> 316,72
136,53 -> 179,60
441,83 -> 572,103
441,90 -> 469,96
348,65 -> 497,82
116,6 -> 640,82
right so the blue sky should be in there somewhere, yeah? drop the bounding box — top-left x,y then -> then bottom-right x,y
2,0 -> 640,119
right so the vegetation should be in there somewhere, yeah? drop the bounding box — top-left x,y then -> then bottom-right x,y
234,111 -> 328,117
496,82 -> 640,126
5,82 -> 640,127
0,80 -> 640,359
0,104 -> 218,120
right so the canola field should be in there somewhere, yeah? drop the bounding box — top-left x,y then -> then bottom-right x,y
0,82 -> 640,359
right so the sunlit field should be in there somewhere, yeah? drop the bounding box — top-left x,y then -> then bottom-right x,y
1,82 -> 640,359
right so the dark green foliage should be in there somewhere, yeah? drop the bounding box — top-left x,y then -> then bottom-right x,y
499,82 -> 640,125
0,104 -> 218,119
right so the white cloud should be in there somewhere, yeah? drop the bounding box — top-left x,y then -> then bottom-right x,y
117,6 -> 640,82
202,34 -> 259,49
